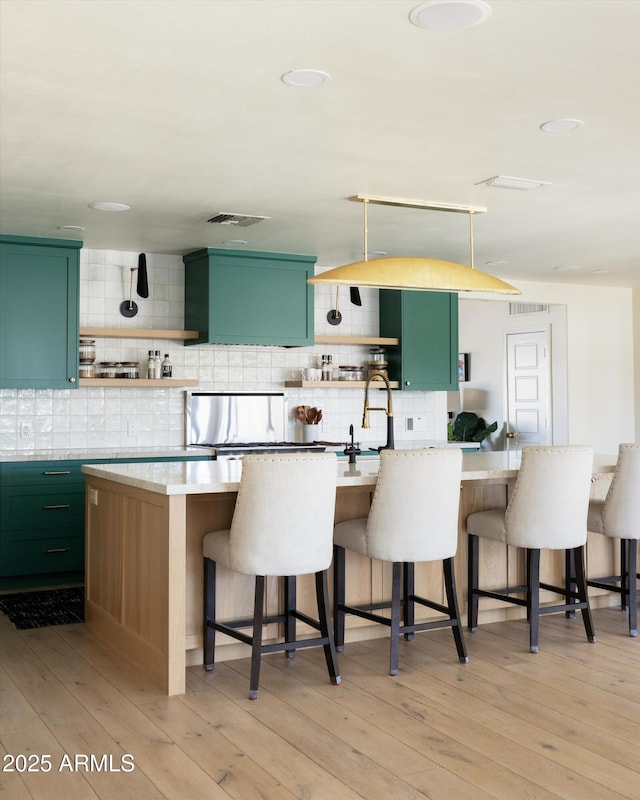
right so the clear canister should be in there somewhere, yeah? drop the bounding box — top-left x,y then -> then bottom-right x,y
79,363 -> 96,378
118,362 -> 140,379
338,365 -> 364,381
368,348 -> 388,381
97,361 -> 119,379
79,338 -> 96,363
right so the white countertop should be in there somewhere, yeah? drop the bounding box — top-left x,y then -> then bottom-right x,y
81,450 -> 618,496
0,441 -> 478,464
0,446 -> 211,463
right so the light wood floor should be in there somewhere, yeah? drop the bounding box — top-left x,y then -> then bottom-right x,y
0,606 -> 638,800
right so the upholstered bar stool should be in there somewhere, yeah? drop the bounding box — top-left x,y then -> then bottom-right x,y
202,452 -> 341,699
586,443 -> 640,636
333,448 -> 468,676
467,445 -> 595,653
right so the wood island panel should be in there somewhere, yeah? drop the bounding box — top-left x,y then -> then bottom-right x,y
83,462 -> 618,696
85,477 -> 186,695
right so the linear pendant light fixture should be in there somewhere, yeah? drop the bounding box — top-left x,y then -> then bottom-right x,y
308,195 -> 520,295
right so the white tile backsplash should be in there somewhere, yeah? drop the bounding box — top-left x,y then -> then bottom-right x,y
0,249 -> 446,453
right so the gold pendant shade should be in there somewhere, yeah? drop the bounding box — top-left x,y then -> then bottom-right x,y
308,255 -> 519,294
308,195 -> 520,295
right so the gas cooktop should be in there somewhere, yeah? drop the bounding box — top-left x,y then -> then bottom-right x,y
196,441 -> 326,455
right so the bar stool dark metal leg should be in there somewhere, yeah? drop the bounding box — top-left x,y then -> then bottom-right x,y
467,533 -> 479,632
444,556 -> 468,663
403,561 -> 415,641
249,575 -> 266,700
625,540 -> 637,636
528,548 -> 541,653
315,570 -> 341,685
620,540 -> 629,611
390,562 -> 402,675
333,544 -> 346,651
573,546 -> 596,643
284,575 -> 296,659
203,557 -> 216,671
565,549 -> 576,619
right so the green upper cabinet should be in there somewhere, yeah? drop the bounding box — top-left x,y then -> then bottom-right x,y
0,235 -> 82,389
183,248 -> 316,347
379,290 -> 459,391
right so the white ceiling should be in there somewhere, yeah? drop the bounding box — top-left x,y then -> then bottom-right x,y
1,0 -> 639,289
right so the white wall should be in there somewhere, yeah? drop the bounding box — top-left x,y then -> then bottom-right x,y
460,280 -> 635,455
634,288 -> 640,441
457,299 -> 567,450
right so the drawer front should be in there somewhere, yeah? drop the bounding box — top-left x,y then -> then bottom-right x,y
0,531 -> 84,576
1,486 -> 85,531
0,461 -> 86,486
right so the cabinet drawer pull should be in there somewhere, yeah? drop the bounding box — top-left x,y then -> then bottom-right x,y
45,547 -> 71,554
43,470 -> 72,476
42,504 -> 72,510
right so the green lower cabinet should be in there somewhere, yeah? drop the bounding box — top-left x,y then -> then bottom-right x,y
380,290 -> 459,391
184,247 -> 316,346
0,455 -> 212,589
0,460 -> 102,588
1,486 -> 86,532
0,235 -> 82,389
1,531 -> 84,577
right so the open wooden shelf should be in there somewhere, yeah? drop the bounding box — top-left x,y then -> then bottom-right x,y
80,327 -> 199,340
313,335 -> 399,346
284,380 -> 399,389
79,378 -> 199,388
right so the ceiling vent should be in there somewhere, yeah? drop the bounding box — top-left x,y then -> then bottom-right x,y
206,212 -> 270,227
476,176 -> 550,191
509,302 -> 550,315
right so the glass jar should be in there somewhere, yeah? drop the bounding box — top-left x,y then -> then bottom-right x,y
338,365 -> 364,381
369,347 -> 386,364
368,348 -> 388,381
79,338 -> 96,363
79,363 -> 96,379
118,361 -> 140,379
97,361 -> 119,379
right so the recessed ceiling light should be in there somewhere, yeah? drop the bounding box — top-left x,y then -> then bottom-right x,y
223,239 -> 248,246
89,202 -> 130,212
476,175 -> 550,191
57,225 -> 85,232
366,251 -> 388,258
553,265 -> 582,272
281,69 -> 331,88
590,268 -> 611,275
485,260 -> 507,266
409,0 -> 492,31
540,119 -> 585,133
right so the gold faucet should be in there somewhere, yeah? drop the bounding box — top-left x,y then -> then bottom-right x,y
362,372 -> 395,451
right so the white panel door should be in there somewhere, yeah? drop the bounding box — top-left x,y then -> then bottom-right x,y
506,329 -> 551,446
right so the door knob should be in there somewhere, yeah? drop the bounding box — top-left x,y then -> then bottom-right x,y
506,431 -> 516,439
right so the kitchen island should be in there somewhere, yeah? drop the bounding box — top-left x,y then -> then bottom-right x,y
82,452 -> 618,695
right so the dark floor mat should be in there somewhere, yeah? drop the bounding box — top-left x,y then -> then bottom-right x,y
0,586 -> 84,629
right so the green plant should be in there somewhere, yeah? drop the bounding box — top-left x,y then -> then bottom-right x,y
448,411 -> 498,443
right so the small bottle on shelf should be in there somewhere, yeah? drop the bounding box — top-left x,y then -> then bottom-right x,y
161,353 -> 172,378
147,350 -> 155,379
323,354 -> 333,381
154,350 -> 162,379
